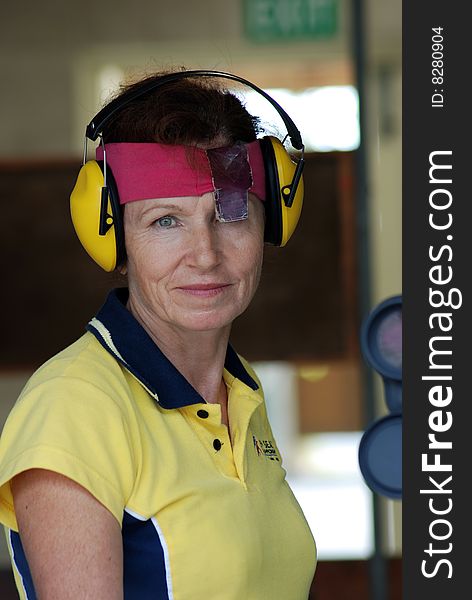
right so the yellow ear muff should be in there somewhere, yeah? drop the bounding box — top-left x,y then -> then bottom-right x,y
70,161 -> 118,272
270,137 -> 304,247
261,136 -> 304,247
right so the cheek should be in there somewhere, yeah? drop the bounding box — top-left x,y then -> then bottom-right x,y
231,230 -> 264,286
250,246 -> 264,289
235,207 -> 264,279
125,233 -> 169,288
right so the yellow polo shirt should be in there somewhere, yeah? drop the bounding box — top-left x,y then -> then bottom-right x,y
0,288 -> 316,599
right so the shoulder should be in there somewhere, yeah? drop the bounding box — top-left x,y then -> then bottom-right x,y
25,332 -> 124,388
19,332 -> 131,409
0,333 -> 139,528
5,331 -> 139,456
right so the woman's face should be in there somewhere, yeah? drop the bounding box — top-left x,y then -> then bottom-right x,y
123,193 -> 265,335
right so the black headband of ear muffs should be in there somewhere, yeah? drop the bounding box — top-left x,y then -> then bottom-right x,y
85,70 -> 305,209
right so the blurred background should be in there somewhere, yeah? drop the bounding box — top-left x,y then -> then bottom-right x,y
0,1 -> 401,598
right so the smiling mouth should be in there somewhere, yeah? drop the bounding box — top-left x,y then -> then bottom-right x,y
176,283 -> 231,297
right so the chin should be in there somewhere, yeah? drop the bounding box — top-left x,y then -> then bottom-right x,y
175,308 -> 240,333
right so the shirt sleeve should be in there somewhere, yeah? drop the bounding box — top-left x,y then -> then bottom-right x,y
0,376 -> 137,530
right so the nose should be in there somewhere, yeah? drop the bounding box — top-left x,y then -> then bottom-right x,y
188,221 -> 222,271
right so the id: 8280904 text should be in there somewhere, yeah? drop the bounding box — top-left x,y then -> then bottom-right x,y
431,27 -> 444,108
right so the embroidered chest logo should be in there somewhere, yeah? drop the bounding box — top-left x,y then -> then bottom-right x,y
252,435 -> 280,461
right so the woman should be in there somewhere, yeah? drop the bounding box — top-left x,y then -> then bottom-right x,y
0,69 -> 316,599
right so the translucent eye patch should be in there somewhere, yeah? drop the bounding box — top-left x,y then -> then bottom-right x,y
206,142 -> 252,222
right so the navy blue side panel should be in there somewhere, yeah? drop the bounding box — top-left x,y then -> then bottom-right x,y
10,530 -> 37,599
122,511 -> 170,600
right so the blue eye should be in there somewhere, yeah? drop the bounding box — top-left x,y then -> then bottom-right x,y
156,216 -> 176,228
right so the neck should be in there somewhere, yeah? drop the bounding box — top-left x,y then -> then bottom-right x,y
127,297 -> 230,405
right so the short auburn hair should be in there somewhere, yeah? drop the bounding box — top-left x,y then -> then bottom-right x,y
102,69 -> 261,146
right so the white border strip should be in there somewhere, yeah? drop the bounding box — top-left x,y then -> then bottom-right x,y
89,318 -> 160,403
88,317 -> 128,363
7,528 -> 30,600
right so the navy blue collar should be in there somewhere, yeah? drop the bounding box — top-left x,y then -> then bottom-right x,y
86,288 -> 258,409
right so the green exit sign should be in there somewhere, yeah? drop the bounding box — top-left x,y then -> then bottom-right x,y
244,0 -> 338,42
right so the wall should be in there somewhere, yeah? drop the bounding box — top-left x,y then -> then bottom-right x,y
1,0 -> 351,158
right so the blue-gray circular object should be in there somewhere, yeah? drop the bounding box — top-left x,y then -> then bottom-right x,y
361,295 -> 402,380
358,414 -> 402,499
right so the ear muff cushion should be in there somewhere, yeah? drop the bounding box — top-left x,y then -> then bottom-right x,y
98,162 -> 125,268
70,161 -> 124,272
259,137 -> 283,246
260,136 -> 304,246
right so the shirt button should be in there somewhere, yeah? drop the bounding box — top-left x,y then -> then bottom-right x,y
213,439 -> 222,451
197,409 -> 209,419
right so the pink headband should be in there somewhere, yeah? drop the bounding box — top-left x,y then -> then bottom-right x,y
96,141 -> 266,205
